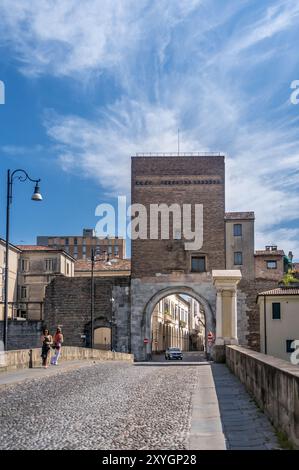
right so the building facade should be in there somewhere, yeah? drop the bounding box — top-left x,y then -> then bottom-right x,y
151,294 -> 194,353
0,239 -> 20,321
37,229 -> 126,260
254,246 -> 285,281
130,154 -> 244,361
15,245 -> 74,320
22,154 -> 296,359
225,212 -> 255,279
258,287 -> 299,361
189,297 -> 206,351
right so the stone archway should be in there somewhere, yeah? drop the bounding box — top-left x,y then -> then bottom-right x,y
141,286 -> 215,361
130,271 -> 242,361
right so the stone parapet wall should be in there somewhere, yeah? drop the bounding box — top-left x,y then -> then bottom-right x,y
226,345 -> 299,448
0,346 -> 134,373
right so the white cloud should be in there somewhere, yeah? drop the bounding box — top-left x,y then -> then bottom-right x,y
0,0 -> 202,78
228,0 -> 299,55
1,0 -> 299,257
45,100 -> 201,194
256,227 -> 299,260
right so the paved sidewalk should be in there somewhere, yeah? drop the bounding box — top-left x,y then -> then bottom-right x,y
188,363 -> 281,450
188,364 -> 226,449
0,360 -> 102,388
211,364 -> 280,450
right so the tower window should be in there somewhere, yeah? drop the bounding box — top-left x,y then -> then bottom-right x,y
191,256 -> 206,272
233,224 -> 242,236
234,252 -> 243,265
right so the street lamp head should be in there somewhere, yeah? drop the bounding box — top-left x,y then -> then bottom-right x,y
31,182 -> 42,201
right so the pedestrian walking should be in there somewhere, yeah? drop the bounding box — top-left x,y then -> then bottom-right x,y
41,328 -> 52,368
51,327 -> 64,365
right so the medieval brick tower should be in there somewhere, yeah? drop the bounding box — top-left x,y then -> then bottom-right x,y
131,154 -> 226,278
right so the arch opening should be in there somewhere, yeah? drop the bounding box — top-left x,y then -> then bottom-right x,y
93,326 -> 111,350
142,286 -> 215,361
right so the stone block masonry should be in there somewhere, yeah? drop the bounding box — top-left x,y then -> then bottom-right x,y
44,276 -> 131,352
0,320 -> 42,350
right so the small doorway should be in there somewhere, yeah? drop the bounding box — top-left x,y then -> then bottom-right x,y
93,327 -> 111,350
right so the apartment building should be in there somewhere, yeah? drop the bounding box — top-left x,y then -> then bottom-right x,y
37,228 -> 126,260
151,294 -> 204,353
0,239 -> 20,321
16,245 -> 74,320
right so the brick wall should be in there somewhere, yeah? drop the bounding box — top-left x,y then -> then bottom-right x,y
254,255 -> 284,280
44,276 -> 131,351
131,156 -> 225,278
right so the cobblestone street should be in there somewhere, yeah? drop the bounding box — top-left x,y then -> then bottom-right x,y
0,360 -> 281,450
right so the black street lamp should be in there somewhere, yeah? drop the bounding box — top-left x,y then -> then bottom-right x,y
3,169 -> 42,350
90,248 -> 95,349
90,249 -> 108,349
110,297 -> 115,352
90,249 -> 114,350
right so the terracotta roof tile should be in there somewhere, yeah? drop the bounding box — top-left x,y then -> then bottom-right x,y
258,287 -> 299,296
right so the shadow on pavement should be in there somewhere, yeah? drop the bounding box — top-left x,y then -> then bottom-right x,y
211,363 -> 280,450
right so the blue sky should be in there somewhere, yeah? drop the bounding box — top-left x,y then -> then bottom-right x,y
0,0 -> 299,259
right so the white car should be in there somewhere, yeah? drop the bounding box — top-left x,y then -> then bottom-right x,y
165,347 -> 183,360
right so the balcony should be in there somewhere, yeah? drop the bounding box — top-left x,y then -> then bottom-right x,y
164,311 -> 174,324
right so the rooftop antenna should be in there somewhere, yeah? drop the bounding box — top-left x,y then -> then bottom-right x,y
178,128 -> 180,155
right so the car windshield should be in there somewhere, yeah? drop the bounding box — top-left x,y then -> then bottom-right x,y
169,348 -> 181,351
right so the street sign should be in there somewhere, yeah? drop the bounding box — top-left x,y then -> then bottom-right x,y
144,338 -> 149,344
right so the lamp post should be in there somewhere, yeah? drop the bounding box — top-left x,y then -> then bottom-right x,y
90,248 -> 95,349
90,249 -> 111,349
110,297 -> 115,351
3,169 -> 42,350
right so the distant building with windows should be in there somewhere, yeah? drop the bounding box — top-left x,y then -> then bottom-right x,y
16,245 -> 75,320
0,242 -> 74,322
254,246 -> 285,281
0,239 -> 20,322
37,229 -> 126,260
257,287 -> 299,361
225,212 -> 255,279
151,294 -> 205,353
